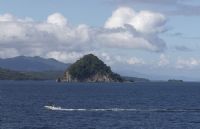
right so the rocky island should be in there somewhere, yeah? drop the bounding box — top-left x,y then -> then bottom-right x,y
168,79 -> 183,82
60,54 -> 123,82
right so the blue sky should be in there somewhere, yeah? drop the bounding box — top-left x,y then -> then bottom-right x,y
0,0 -> 200,81
0,0 -> 113,26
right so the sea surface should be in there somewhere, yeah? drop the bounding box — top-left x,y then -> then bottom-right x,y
1,81 -> 200,129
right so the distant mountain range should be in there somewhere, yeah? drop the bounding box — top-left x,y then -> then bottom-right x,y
0,56 -> 70,71
0,56 -> 70,80
0,56 -> 149,81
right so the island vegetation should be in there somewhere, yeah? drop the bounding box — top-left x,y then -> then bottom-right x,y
61,54 -> 123,82
0,55 -> 149,82
123,76 -> 150,82
0,68 -> 34,80
168,79 -> 183,82
0,67 -> 63,80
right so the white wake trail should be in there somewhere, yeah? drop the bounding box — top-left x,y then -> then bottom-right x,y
44,106 -> 137,112
44,106 -> 200,112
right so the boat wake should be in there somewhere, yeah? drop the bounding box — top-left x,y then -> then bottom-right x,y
44,106 -> 200,112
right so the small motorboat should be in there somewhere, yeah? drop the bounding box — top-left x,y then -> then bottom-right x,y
44,105 -> 62,110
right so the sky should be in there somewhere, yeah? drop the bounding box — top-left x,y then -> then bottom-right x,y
0,0 -> 200,81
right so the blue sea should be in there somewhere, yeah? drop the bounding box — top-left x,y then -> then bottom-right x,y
1,81 -> 200,129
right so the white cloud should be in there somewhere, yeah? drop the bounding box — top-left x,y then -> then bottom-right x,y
46,51 -> 84,63
176,58 -> 200,69
0,8 -> 168,62
102,7 -> 167,52
0,14 -> 15,22
96,31 -> 158,51
47,13 -> 67,26
158,54 -> 169,66
0,13 -> 91,58
0,22 -> 26,41
105,7 -> 135,29
0,48 -> 19,58
36,17 -> 90,44
113,55 -> 145,65
105,7 -> 167,33
0,13 -> 33,22
127,57 -> 145,65
101,52 -> 111,61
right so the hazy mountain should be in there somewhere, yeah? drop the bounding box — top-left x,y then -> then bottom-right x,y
0,56 -> 70,72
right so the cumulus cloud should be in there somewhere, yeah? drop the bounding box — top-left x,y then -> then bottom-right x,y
0,48 -> 19,58
96,31 -> 159,51
126,57 -> 145,65
101,52 -> 111,61
0,7 -> 167,62
0,13 -> 33,22
105,7 -> 135,29
102,7 -> 167,52
113,55 -> 145,65
47,13 -> 67,26
0,13 -> 92,60
0,14 -> 15,22
105,7 -> 167,33
176,58 -> 200,69
46,51 -> 84,63
158,54 -> 169,66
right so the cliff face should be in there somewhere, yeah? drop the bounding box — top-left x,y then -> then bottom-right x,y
61,54 -> 123,82
62,71 -> 120,82
62,71 -> 74,82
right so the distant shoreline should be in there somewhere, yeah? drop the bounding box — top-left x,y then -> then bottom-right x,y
1,80 -> 200,83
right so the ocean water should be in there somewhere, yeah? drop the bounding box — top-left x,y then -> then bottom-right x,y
1,81 -> 200,129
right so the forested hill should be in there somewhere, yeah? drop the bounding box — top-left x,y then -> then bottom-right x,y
0,68 -> 63,80
62,54 -> 123,82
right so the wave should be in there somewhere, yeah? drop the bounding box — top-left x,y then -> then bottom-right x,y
44,106 -> 200,112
